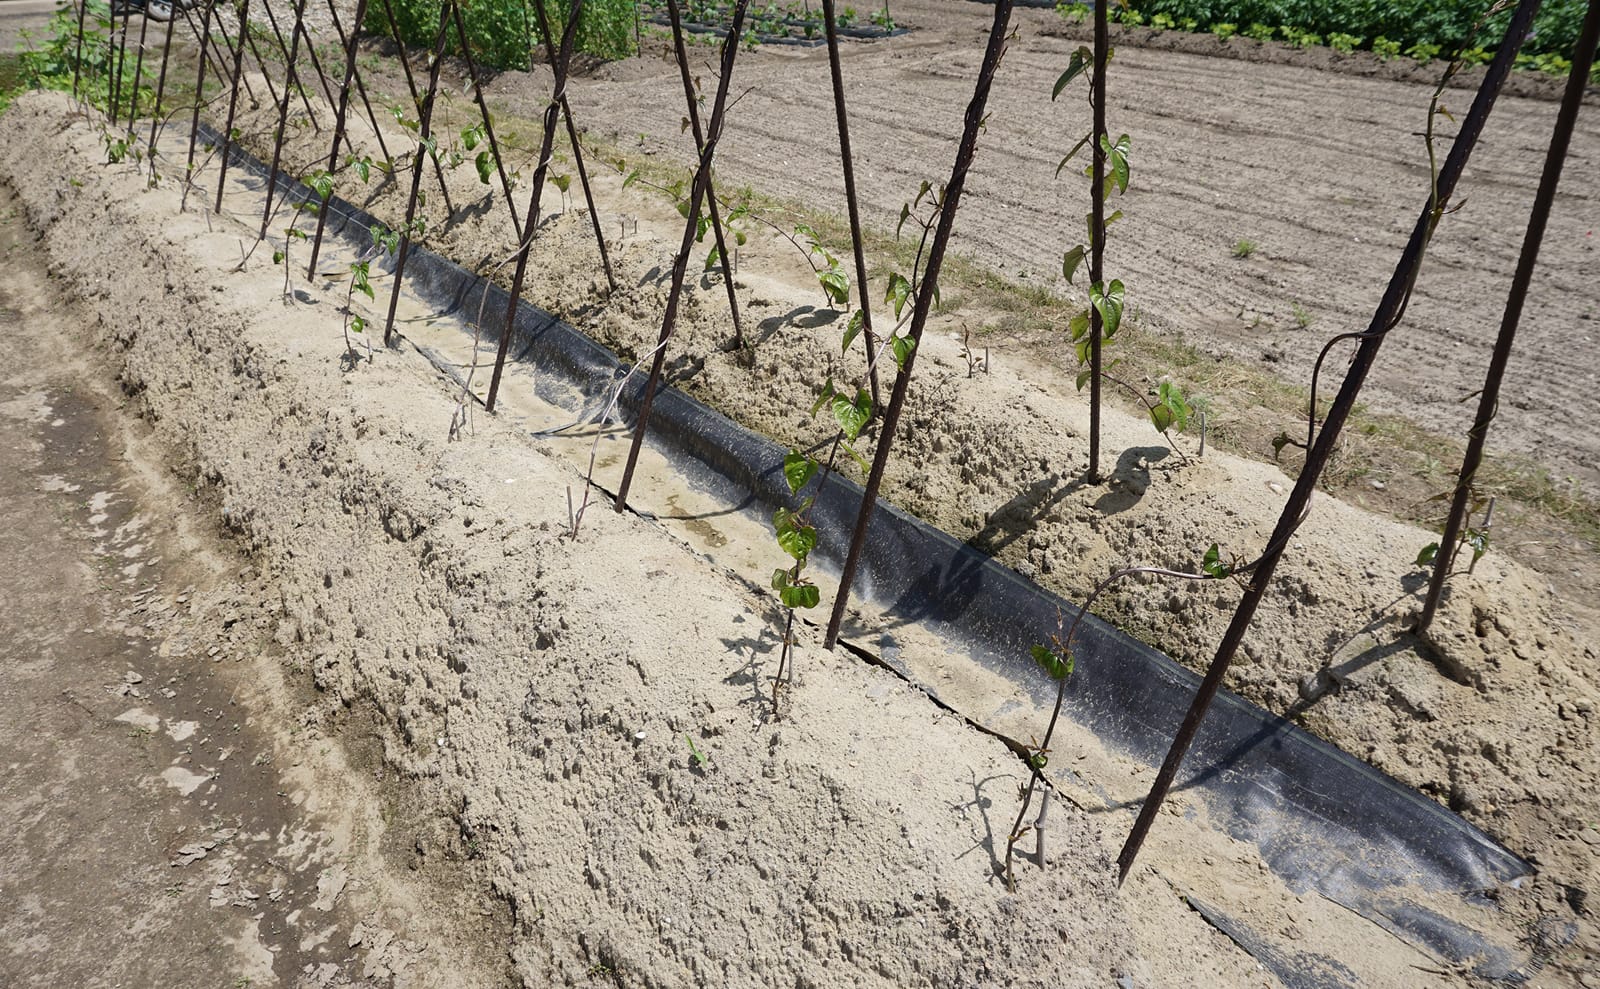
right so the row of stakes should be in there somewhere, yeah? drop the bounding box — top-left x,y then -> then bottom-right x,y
62,0 -> 1600,886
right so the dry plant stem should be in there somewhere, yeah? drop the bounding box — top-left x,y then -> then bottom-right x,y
567,338 -> 670,537
480,0 -> 585,409
529,0 -> 617,291
1419,0 -> 1598,633
306,0 -> 372,280
146,8 -> 179,178
376,0 -> 455,216
662,0 -> 744,348
325,0 -> 394,167
1085,0 -> 1106,483
258,0 -> 311,241
821,0 -> 879,409
214,0 -> 252,214
109,6 -> 131,128
455,0 -> 524,239
182,2 -> 217,208
1033,787 -> 1049,867
610,0 -> 750,511
71,0 -> 89,102
1114,0 -> 1539,884
257,0 -> 320,130
822,0 -> 1015,650
380,0 -> 452,346
126,7 -> 151,135
558,102 -> 616,291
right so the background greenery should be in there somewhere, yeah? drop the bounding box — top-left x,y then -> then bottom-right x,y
363,0 -> 638,71
1124,0 -> 1592,59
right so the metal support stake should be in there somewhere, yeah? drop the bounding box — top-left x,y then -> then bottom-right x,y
380,1 -> 454,346
214,0 -> 252,214
1115,0 -> 1542,883
307,0 -> 373,280
259,0 -> 312,240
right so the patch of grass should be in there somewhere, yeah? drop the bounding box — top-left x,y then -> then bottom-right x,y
1231,239 -> 1256,259
1291,301 -> 1313,329
0,53 -> 25,114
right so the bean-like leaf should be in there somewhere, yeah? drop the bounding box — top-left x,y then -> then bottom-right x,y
778,522 -> 816,563
771,568 -> 820,608
1062,244 -> 1085,284
1202,543 -> 1232,578
1091,279 -> 1125,338
810,378 -> 837,417
832,388 -> 872,441
781,581 -> 821,609
475,150 -> 493,185
1101,133 -> 1132,195
1055,133 -> 1092,178
352,262 -> 374,301
1157,381 -> 1190,431
819,270 -> 849,307
1030,644 -> 1074,681
892,335 -> 916,370
841,310 -> 865,354
783,450 -> 818,494
1416,542 -> 1440,567
1052,47 -> 1092,99
886,272 -> 912,319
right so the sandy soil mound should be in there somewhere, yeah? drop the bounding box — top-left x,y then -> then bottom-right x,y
183,53 -> 1600,979
1,91 -> 1158,988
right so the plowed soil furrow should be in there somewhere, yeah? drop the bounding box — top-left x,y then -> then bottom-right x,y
565,0 -> 1600,491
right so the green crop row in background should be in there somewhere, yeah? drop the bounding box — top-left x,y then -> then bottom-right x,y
1081,1 -> 1594,71
363,0 -> 639,70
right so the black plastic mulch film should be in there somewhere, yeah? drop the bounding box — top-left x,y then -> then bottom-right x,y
201,124 -> 1559,984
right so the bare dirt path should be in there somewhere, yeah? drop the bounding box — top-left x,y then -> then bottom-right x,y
555,0 -> 1600,497
0,196 -> 511,989
0,0 -> 55,52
